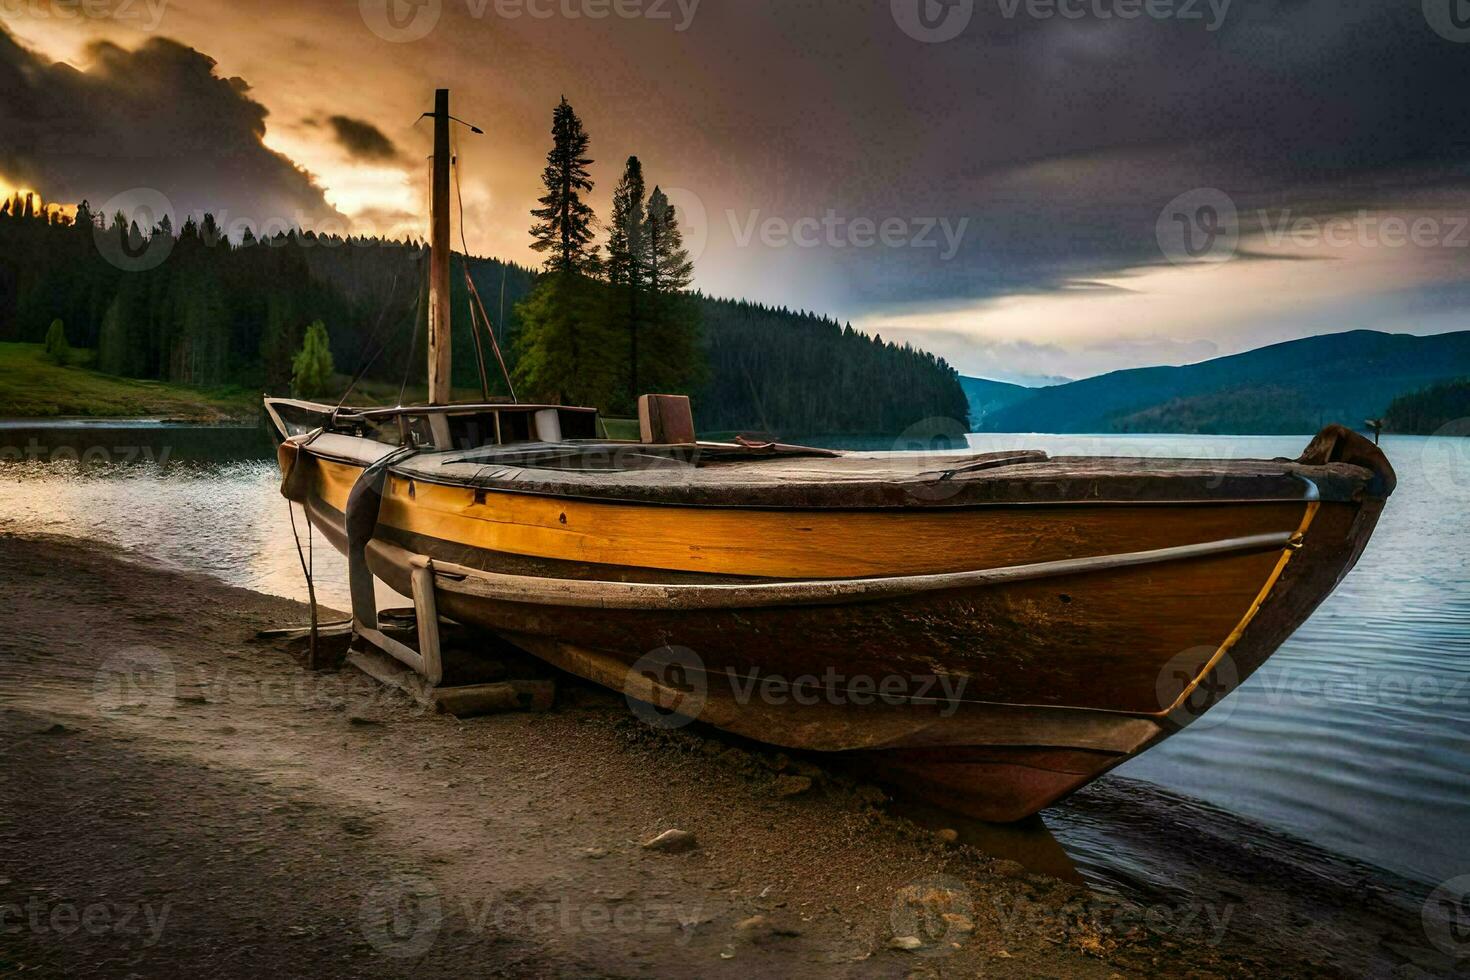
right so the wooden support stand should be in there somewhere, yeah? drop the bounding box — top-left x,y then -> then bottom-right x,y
346,553 -> 555,717
353,557 -> 445,687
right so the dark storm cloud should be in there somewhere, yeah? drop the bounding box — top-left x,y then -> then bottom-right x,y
326,114 -> 401,162
385,0 -> 1464,311
0,24 -> 339,227
774,0 -> 1470,305
3,0 -> 1465,317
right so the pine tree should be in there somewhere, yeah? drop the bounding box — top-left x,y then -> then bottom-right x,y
512,273 -> 620,409
529,97 -> 598,275
260,294 -> 301,392
291,320 -> 335,397
644,187 -> 693,294
635,187 -> 701,397
607,157 -> 648,403
607,157 -> 647,288
518,96 -> 623,409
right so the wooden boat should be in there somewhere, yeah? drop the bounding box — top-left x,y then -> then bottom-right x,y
264,92 -> 1396,821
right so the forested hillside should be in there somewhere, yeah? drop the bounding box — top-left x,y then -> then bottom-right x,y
0,200 -> 965,435
1383,378 -> 1470,435
696,299 -> 966,434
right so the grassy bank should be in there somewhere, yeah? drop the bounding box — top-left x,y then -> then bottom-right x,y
0,344 -> 438,422
0,343 -> 260,421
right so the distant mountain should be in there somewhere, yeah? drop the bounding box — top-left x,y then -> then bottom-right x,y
959,376 -> 1035,429
979,330 -> 1470,435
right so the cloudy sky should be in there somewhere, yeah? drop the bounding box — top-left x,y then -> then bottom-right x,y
2,0 -> 1468,382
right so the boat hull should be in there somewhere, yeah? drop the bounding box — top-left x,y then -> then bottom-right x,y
282,439 -> 1387,821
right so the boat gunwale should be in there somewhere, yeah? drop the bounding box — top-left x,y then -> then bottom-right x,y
390,530 -> 1298,610
386,472 -> 1328,512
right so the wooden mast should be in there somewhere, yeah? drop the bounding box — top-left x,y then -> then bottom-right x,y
428,88 -> 452,405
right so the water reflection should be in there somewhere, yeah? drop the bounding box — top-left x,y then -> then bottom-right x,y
0,456 -> 389,612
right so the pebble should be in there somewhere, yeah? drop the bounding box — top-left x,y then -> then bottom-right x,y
735,914 -> 769,934
888,935 -> 924,951
934,828 -> 959,844
642,829 -> 698,854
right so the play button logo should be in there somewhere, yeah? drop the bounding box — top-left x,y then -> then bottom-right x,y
361,0 -> 442,42
1424,0 -> 1470,42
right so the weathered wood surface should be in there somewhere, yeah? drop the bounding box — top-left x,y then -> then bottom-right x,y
272,420 -> 1395,821
408,531 -> 1295,610
355,457 -> 1312,578
434,680 -> 556,717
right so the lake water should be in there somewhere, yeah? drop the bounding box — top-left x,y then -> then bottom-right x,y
1,426 -> 1466,889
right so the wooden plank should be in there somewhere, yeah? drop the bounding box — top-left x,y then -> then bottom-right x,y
433,680 -> 555,717
357,627 -> 427,677
418,531 -> 1295,611
374,467 -> 1308,579
256,620 -> 352,640
411,563 -> 444,686
346,645 -> 435,706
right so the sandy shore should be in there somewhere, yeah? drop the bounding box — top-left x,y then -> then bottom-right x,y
0,533 -> 1447,977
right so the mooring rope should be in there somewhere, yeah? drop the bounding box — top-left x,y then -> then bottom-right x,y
287,499 -> 320,668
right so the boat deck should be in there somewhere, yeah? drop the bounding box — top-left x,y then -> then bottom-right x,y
385,441 -> 1375,508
